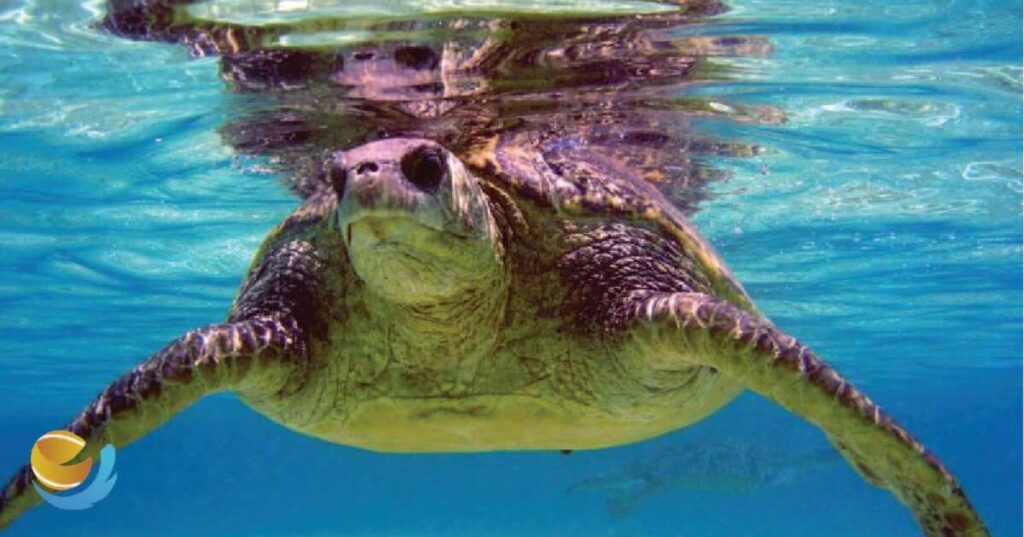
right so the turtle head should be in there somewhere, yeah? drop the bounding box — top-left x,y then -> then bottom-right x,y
335,138 -> 503,305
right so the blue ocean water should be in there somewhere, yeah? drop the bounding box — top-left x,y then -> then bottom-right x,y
0,1 -> 1020,536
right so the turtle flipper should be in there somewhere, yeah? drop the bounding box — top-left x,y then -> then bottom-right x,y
628,291 -> 988,537
0,316 -> 304,530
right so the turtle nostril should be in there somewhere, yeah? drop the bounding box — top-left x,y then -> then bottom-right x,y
401,145 -> 446,193
355,162 -> 379,175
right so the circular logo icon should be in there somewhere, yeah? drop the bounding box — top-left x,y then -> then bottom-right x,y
29,430 -> 117,510
30,430 -> 93,491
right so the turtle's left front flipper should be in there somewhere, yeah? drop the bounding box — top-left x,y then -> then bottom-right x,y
0,315 -> 305,530
627,291 -> 989,537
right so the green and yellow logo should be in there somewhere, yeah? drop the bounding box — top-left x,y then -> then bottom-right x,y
30,430 -> 116,510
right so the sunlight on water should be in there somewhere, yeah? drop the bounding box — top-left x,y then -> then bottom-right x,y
0,0 -> 1019,536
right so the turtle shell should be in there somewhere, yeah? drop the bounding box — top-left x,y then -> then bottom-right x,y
460,124 -> 755,312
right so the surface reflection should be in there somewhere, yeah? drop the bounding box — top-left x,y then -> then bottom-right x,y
103,0 -> 780,212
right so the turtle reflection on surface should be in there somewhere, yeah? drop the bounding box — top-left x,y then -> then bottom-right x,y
105,0 -> 779,212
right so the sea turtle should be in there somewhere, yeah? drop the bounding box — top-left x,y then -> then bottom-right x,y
0,133 -> 988,536
568,436 -> 840,517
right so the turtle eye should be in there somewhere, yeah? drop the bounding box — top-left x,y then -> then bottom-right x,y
394,46 -> 438,70
401,145 -> 446,193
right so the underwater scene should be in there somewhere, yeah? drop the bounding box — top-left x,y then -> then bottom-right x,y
0,0 -> 1020,536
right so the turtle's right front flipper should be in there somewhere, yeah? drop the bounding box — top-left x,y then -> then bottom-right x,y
0,316 -> 305,530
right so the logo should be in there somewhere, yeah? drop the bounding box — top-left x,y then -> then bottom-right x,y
29,430 -> 117,510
